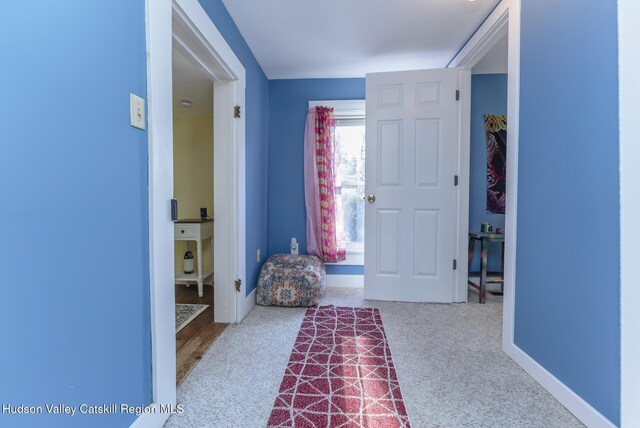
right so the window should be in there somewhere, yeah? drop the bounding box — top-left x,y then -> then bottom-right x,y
309,100 -> 366,265
335,119 -> 365,255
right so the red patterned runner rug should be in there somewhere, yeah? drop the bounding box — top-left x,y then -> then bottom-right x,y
267,305 -> 411,428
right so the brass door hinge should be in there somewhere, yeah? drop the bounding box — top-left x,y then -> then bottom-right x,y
234,278 -> 242,292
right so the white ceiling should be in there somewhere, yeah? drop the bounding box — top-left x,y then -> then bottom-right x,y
472,33 -> 508,74
172,47 -> 213,118
221,0 -> 501,79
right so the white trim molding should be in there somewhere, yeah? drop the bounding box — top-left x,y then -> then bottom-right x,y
240,288 -> 257,320
503,0 -> 521,355
448,1 -> 510,70
619,0 -> 640,426
309,99 -> 365,117
326,275 -> 364,288
144,1 -> 176,426
128,404 -> 169,428
141,0 -> 246,426
453,69 -> 471,303
505,343 -> 616,428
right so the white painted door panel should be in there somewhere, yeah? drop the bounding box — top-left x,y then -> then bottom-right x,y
364,69 -> 459,302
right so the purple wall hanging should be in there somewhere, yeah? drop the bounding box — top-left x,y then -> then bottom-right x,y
484,114 -> 507,214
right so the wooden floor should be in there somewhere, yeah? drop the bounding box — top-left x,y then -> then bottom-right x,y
175,284 -> 226,385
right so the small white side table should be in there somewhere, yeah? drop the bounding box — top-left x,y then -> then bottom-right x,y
174,219 -> 213,297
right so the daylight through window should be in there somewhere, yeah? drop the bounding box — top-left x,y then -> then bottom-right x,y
335,118 -> 365,253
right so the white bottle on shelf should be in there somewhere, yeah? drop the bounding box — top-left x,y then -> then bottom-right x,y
183,251 -> 194,274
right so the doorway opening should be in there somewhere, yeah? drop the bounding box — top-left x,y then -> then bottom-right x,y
465,34 -> 508,306
448,0 -> 518,348
144,0 -> 247,423
171,47 -> 226,384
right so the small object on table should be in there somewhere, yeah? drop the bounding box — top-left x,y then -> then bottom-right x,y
183,250 -> 194,274
480,223 -> 493,233
496,227 -> 505,235
468,231 -> 505,304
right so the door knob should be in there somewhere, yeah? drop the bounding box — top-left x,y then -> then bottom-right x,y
367,194 -> 376,203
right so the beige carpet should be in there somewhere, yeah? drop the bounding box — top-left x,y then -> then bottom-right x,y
165,287 -> 583,427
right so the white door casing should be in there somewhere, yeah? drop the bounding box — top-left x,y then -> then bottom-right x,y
171,0 -> 247,324
364,69 -> 460,303
138,0 -> 246,426
619,1 -> 640,427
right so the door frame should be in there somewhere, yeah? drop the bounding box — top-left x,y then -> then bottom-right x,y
448,0 -> 516,342
450,1 -> 616,426
137,0 -> 246,426
171,0 -> 249,324
619,1 -> 640,426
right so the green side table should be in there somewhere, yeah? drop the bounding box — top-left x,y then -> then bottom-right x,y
468,231 -> 505,304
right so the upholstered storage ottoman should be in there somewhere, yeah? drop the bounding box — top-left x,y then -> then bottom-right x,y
256,254 -> 326,307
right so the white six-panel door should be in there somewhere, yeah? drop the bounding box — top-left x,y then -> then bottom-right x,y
364,69 -> 460,302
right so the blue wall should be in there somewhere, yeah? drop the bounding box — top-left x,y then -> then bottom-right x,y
326,264 -> 365,275
0,2 -> 151,427
267,79 -> 365,275
198,0 -> 270,295
469,74 -> 507,272
516,1 -> 620,424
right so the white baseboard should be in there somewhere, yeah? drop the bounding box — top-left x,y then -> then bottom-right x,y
504,342 -> 616,428
129,404 -> 169,428
239,288 -> 256,322
326,274 -> 364,288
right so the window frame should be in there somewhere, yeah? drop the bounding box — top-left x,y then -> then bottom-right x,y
309,99 -> 366,266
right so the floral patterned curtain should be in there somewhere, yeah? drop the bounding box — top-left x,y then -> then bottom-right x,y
304,106 -> 346,263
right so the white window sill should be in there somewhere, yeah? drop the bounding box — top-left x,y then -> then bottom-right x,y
325,247 -> 364,266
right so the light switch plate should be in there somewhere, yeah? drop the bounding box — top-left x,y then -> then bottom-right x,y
130,93 -> 145,130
